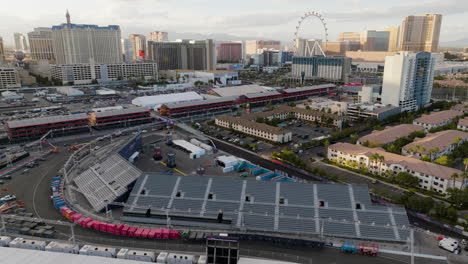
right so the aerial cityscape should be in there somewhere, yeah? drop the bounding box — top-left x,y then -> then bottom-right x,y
0,1 -> 468,263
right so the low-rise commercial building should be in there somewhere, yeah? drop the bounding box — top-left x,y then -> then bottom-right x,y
90,107 -> 152,129
291,56 -> 351,83
458,117 -> 468,131
0,68 -> 21,89
328,142 -> 465,194
347,103 -> 401,121
51,62 -> 158,85
159,97 -> 237,117
6,114 -> 90,141
357,124 -> 424,146
178,70 -> 239,86
402,130 -> 468,160
413,110 -> 464,131
215,115 -> 292,143
132,91 -> 203,109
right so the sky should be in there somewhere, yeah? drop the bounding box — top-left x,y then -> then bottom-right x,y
1,0 -> 467,46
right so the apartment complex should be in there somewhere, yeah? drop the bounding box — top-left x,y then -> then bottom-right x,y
215,115 -> 292,143
452,103 -> 468,114
128,34 -> 146,61
245,40 -> 281,55
458,117 -> 468,131
413,110 -> 464,131
402,130 -> 468,160
216,42 -> 242,63
381,52 -> 436,111
291,56 -> 351,83
51,62 -> 158,85
149,31 -> 168,42
13,32 -> 28,51
28,27 -> 55,62
248,105 -> 343,128
147,39 -> 215,71
328,143 -> 464,194
52,23 -> 122,64
357,124 -> 424,146
0,68 -> 21,89
399,14 -> 442,52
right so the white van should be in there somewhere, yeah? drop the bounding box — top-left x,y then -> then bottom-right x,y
439,238 -> 460,253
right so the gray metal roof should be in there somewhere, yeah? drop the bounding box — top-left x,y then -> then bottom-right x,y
244,91 -> 281,98
94,107 -> 149,117
123,174 -> 410,242
282,84 -> 336,94
164,97 -> 237,109
7,113 -> 89,129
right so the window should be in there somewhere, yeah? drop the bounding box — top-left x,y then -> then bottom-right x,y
245,195 -> 250,202
208,193 -> 214,199
355,203 -> 361,210
176,191 -> 181,198
319,200 -> 325,207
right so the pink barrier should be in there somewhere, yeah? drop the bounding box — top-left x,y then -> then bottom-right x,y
106,223 -> 116,233
121,225 -> 130,236
135,228 -> 144,238
115,224 -> 124,235
142,229 -> 150,238
170,230 -> 180,239
148,229 -> 157,239
99,222 -> 107,232
71,213 -> 83,223
128,227 -> 137,237
162,229 -> 170,239
154,228 -> 162,239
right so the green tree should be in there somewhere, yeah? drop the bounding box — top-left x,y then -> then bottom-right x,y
450,173 -> 459,189
434,203 -> 448,218
434,155 -> 453,167
392,172 -> 419,188
350,134 -> 359,144
446,208 -> 458,222
464,158 -> 468,172
421,156 -> 431,162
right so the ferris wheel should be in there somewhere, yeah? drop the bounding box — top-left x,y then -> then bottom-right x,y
294,11 -> 329,57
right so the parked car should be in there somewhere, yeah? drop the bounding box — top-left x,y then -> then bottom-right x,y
0,195 -> 16,203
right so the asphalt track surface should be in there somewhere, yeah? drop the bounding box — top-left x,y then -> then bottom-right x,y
2,139 -> 446,264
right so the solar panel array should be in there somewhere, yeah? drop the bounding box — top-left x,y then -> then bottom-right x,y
74,154 -> 142,212
123,174 -> 410,242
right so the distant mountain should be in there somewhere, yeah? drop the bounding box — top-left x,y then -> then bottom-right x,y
440,38 -> 468,48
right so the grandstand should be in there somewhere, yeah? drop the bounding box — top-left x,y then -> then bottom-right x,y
74,154 -> 142,212
122,174 -> 410,242
90,107 -> 152,129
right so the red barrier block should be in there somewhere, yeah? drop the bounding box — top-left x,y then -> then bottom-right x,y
141,229 -> 150,238
169,230 -> 180,239
71,213 -> 83,223
154,228 -> 162,239
135,228 -> 144,238
121,225 -> 130,236
148,229 -> 157,239
162,229 -> 170,239
114,224 -> 124,235
127,227 -> 137,237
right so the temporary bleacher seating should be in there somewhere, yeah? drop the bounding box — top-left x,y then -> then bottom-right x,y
50,177 -> 180,240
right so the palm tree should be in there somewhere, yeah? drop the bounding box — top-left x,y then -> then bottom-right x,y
450,173 -> 459,189
460,172 -> 468,190
428,147 -> 439,161
463,158 -> 468,172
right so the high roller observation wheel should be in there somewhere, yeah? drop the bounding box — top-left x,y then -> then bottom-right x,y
294,11 -> 329,52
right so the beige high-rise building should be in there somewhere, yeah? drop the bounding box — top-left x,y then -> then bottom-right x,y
147,39 -> 215,71
399,14 -> 442,52
0,36 -> 4,62
149,31 -> 168,42
385,26 -> 400,52
128,34 -> 147,61
28,27 -> 55,62
339,31 -> 389,51
245,40 -> 281,55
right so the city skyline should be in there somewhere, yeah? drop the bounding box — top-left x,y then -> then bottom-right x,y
0,0 -> 467,46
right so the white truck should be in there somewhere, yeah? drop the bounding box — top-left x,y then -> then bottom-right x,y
439,237 -> 460,254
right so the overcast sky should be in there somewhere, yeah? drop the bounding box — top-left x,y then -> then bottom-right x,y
1,0 -> 467,45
